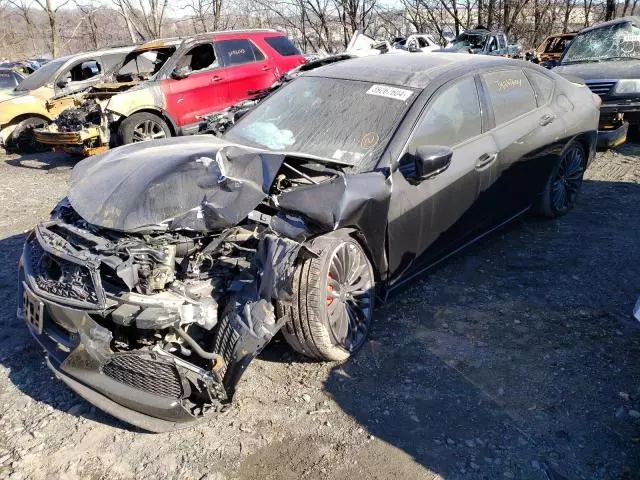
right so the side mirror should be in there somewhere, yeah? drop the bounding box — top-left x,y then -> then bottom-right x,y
172,66 -> 192,80
56,77 -> 69,89
414,146 -> 453,180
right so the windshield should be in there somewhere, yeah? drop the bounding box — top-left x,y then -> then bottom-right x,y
451,32 -> 487,50
562,22 -> 640,63
224,76 -> 416,171
109,47 -> 177,82
15,57 -> 67,91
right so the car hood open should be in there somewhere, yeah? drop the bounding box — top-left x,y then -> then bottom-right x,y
68,136 -> 286,233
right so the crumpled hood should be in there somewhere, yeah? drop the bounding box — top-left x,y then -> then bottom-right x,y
554,60 -> 640,80
68,136 -> 285,232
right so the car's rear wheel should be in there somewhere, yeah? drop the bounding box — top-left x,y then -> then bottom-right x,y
535,141 -> 586,218
7,117 -> 49,154
280,234 -> 375,361
117,112 -> 170,145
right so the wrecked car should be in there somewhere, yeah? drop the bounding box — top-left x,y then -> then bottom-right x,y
439,28 -> 521,57
19,54 -> 599,432
532,32 -> 576,67
553,16 -> 640,148
0,45 -> 135,153
34,31 -> 305,156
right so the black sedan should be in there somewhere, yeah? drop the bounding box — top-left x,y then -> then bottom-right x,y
18,54 -> 599,432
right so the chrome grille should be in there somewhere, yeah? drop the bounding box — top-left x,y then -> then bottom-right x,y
103,354 -> 184,399
585,80 -> 616,96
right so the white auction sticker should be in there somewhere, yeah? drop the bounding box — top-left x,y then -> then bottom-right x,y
366,84 -> 413,101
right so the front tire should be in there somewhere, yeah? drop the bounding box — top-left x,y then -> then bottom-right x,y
279,234 -> 375,361
534,141 -> 586,218
116,112 -> 170,146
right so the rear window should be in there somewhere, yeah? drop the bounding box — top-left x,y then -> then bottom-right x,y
264,36 -> 301,56
216,39 -> 265,66
482,70 -> 537,125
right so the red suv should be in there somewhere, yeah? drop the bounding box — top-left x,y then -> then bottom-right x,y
35,30 -> 306,155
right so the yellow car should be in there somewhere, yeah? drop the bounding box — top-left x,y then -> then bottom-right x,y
0,45 -> 134,153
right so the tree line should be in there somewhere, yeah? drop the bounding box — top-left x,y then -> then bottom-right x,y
0,0 -> 635,60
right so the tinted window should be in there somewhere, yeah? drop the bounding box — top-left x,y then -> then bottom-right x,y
264,36 -> 301,56
483,70 -> 537,124
525,69 -> 554,106
409,76 -> 482,149
216,39 -> 262,66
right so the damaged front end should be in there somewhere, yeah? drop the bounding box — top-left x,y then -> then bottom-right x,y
34,84 -> 134,156
18,138 -> 351,432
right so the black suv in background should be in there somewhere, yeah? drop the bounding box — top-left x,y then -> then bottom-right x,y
554,16 -> 640,148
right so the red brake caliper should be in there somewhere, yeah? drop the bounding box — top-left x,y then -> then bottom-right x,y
326,273 -> 335,306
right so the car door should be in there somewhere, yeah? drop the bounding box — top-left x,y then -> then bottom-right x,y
215,38 -> 278,105
162,41 -> 226,130
54,58 -> 104,95
386,75 -> 500,282
478,68 -> 564,220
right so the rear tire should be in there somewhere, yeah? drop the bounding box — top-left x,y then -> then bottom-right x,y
279,233 -> 375,361
7,117 -> 49,154
534,141 -> 586,218
116,112 -> 170,146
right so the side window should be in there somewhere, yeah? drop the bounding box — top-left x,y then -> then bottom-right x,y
66,60 -> 101,83
417,37 -> 428,48
482,70 -> 537,125
498,35 -> 507,49
524,69 -> 555,106
487,37 -> 498,52
264,36 -> 302,56
216,39 -> 263,66
100,53 -> 127,73
408,76 -> 482,150
179,43 -> 218,72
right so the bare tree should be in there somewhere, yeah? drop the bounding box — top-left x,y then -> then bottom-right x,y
31,0 -> 70,57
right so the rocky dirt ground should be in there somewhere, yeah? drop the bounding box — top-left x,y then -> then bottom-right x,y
0,144 -> 638,480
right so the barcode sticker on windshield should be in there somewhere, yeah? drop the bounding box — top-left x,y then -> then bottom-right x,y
366,84 -> 413,101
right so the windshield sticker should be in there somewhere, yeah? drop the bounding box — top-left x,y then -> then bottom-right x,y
360,132 -> 379,150
366,84 -> 413,101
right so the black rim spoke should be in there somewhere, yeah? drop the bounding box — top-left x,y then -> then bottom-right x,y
552,147 -> 584,211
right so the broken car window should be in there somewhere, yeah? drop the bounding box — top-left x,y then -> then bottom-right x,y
482,70 -> 537,125
562,22 -> 640,63
216,39 -> 264,66
63,60 -> 101,84
114,47 -> 177,82
408,76 -> 481,150
224,76 -> 416,171
178,43 -> 219,73
451,32 -> 487,51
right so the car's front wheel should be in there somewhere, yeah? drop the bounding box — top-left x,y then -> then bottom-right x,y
535,141 -> 586,218
117,112 -> 170,146
280,233 -> 375,361
7,116 -> 49,154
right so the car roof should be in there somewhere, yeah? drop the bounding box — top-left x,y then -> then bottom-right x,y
302,53 -> 515,89
579,16 -> 640,34
54,45 -> 137,63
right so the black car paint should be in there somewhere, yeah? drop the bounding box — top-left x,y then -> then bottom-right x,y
19,54 -> 598,432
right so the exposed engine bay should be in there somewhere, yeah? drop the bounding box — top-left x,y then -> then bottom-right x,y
19,137 -> 369,431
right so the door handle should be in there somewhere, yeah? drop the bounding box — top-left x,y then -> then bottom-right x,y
476,152 -> 497,169
539,114 -> 556,126
261,65 -> 271,71
210,76 -> 222,83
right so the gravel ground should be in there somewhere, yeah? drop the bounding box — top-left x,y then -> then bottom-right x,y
0,145 -> 638,480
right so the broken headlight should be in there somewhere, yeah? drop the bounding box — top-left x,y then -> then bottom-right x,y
613,79 -> 640,94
